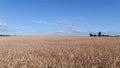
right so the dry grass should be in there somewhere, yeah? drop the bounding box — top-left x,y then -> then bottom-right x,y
0,36 -> 120,68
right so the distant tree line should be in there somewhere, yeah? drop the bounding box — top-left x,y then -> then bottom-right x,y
0,35 -> 17,37
90,32 -> 114,37
0,35 -> 11,36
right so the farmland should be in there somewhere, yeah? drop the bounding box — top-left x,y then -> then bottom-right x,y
0,36 -> 120,68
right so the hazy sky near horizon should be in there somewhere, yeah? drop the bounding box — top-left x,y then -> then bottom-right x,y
0,0 -> 120,35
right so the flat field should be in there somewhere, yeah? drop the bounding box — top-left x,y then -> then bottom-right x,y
0,36 -> 120,68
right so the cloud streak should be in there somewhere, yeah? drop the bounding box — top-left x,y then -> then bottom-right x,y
78,17 -> 84,20
0,20 -> 9,31
0,20 -> 20,32
56,20 -> 69,25
31,17 -> 102,35
0,21 -> 7,27
32,20 -> 48,25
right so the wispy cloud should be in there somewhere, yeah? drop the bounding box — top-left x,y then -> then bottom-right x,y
14,27 -> 20,30
56,20 -> 69,25
55,30 -> 64,33
77,18 -> 102,26
0,21 -> 7,27
32,20 -> 48,25
30,17 -> 103,35
28,29 -> 45,35
78,17 -> 84,20
0,20 -> 9,32
36,21 -> 48,24
0,28 -> 9,31
0,20 -> 20,32
53,30 -> 65,35
71,29 -> 81,33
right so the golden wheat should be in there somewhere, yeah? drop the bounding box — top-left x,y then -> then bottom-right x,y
0,36 -> 120,68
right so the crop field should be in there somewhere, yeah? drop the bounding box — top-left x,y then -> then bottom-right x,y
0,36 -> 120,68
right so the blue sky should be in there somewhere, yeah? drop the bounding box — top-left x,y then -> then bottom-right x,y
0,0 -> 120,35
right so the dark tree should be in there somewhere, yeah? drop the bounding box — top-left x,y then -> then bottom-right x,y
98,32 -> 101,36
90,33 -> 93,37
94,34 -> 97,36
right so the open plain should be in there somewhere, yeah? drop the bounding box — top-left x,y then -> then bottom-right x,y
0,36 -> 120,68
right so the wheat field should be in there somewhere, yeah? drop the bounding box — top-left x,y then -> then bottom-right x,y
0,36 -> 120,68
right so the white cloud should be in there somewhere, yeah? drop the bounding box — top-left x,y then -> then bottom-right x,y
71,29 -> 81,33
14,27 -> 20,30
54,30 -> 65,35
11,26 -> 22,31
0,21 -> 7,27
0,20 -> 9,32
2,16 -> 6,19
37,21 -> 48,24
33,20 -> 48,25
77,17 -> 102,26
78,17 -> 84,20
0,20 -> 20,32
57,20 -> 69,25
56,30 -> 64,33
0,28 -> 9,31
